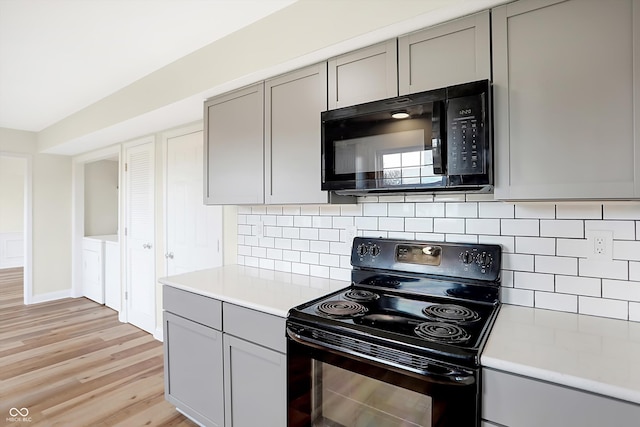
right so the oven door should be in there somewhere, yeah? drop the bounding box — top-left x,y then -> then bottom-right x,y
287,324 -> 479,427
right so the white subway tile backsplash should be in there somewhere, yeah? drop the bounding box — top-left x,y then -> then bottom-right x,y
631,262 -> 640,281
501,287 -> 534,307
320,205 -> 341,216
416,202 -> 445,218
535,255 -> 577,276
466,219 -> 500,235
300,228 -> 319,240
313,216 -> 332,229
555,276 -> 601,297
579,296 -> 628,320
584,221 -> 636,240
238,199 -> 640,323
379,217 -> 405,231
291,239 -> 310,252
503,253 -> 534,272
446,202 -> 477,218
501,219 -> 539,237
434,218 -> 465,234
479,235 -> 515,253
319,253 -> 340,267
388,203 -> 415,217
355,216 -> 378,230
603,203 -> 640,220
341,204 -> 363,216
479,202 -> 514,219
277,216 -> 294,227
540,220 -> 584,238
514,271 -> 554,291
613,240 -> 640,261
282,227 -> 300,239
319,228 -> 340,242
556,238 -> 588,258
364,203 -> 388,217
515,237 -> 555,255
445,234 -> 478,244
405,218 -> 433,233
535,291 -> 577,313
515,203 -> 555,219
310,240 -> 330,253
333,216 -> 354,229
602,279 -> 640,302
579,259 -> 629,280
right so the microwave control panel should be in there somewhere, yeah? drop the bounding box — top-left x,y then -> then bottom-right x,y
447,95 -> 485,176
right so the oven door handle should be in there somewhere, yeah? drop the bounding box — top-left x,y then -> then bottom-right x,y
287,326 -> 476,386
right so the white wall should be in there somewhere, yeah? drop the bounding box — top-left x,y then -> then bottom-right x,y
0,127 -> 72,299
84,159 -> 118,236
0,156 -> 25,232
237,196 -> 640,323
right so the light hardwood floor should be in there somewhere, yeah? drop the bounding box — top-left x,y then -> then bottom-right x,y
0,268 -> 197,426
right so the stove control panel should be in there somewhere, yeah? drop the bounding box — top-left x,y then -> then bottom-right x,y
351,237 -> 501,282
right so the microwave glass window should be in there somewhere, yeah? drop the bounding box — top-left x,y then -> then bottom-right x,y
380,147 -> 440,187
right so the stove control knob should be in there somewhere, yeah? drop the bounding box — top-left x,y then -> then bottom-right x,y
357,244 -> 369,256
370,245 -> 380,257
476,252 -> 493,269
460,251 -> 474,265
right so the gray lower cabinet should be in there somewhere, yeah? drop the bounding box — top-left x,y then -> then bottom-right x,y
204,83 -> 264,205
482,368 -> 640,427
223,335 -> 286,427
164,311 -> 225,427
327,40 -> 398,109
163,287 -> 286,427
492,0 -> 640,200
398,10 -> 490,95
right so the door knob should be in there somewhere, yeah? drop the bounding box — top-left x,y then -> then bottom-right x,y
165,252 -> 174,259
142,243 -> 152,249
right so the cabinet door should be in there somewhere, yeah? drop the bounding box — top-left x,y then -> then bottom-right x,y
328,40 -> 398,109
223,334 -> 286,427
265,63 -> 328,204
82,238 -> 104,304
398,11 -> 490,95
204,83 -> 264,205
492,0 -> 640,200
164,312 -> 224,427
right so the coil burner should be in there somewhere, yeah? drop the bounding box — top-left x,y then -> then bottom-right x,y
414,322 -> 471,344
422,304 -> 480,324
316,300 -> 367,318
343,290 -> 380,303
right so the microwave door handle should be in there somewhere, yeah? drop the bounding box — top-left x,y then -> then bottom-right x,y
432,102 -> 445,174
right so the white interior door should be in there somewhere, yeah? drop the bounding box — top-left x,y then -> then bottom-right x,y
166,130 -> 222,275
125,141 -> 155,333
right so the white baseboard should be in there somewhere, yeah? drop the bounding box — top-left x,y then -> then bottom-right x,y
27,289 -> 73,304
153,327 -> 164,342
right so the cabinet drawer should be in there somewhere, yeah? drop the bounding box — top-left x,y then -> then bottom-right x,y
223,303 -> 286,353
163,286 -> 222,330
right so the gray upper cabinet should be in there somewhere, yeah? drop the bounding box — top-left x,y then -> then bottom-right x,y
328,40 -> 398,109
398,11 -> 490,95
204,83 -> 264,205
265,64 -> 329,204
492,0 -> 640,200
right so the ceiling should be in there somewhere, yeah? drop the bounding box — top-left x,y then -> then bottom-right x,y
0,0 -> 297,132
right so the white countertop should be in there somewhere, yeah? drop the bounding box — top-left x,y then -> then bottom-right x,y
158,265 -> 350,317
482,304 -> 640,405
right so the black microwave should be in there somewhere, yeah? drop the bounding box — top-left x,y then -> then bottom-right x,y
321,80 -> 492,194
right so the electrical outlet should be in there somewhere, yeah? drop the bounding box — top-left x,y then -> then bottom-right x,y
344,225 -> 358,244
255,221 -> 264,238
588,230 -> 613,261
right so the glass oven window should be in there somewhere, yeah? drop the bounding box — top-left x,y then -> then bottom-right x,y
313,361 -> 433,427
